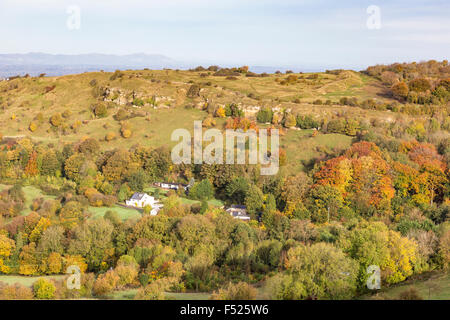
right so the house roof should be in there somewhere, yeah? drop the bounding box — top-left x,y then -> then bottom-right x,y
229,205 -> 246,210
130,192 -> 148,200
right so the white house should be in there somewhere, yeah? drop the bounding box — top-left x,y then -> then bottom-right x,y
154,182 -> 190,191
226,205 -> 251,221
126,192 -> 163,215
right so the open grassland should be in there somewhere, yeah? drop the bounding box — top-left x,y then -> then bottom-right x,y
0,68 -> 395,148
0,275 -> 65,287
144,186 -> 224,207
362,272 -> 450,300
109,288 -> 212,300
88,205 -> 141,221
0,184 -> 56,216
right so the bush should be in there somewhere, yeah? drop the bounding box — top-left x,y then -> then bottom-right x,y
283,113 -> 296,128
256,107 -> 274,123
114,108 -> 129,121
397,287 -> 423,300
189,179 -> 214,201
50,113 -> 63,127
186,84 -> 201,98
122,129 -> 132,138
105,132 -> 117,141
296,115 -> 320,129
392,82 -> 409,99
408,78 -> 431,93
29,121 -> 38,132
211,282 -> 257,300
92,103 -> 108,118
33,278 -> 56,299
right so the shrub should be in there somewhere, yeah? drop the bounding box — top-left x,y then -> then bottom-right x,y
121,129 -> 132,138
392,82 -> 409,99
62,109 -> 72,118
283,113 -> 296,128
132,98 -> 145,106
0,284 -> 33,300
93,270 -> 119,296
296,115 -> 320,129
398,287 -> 423,300
408,78 -> 432,93
114,108 -> 129,121
224,104 -> 243,117
105,132 -> 116,141
50,113 -> 63,127
189,179 -> 214,200
256,107 -> 274,123
29,121 -> 38,132
211,282 -> 257,300
92,103 -> 108,118
33,278 -> 56,299
215,106 -> 226,118
186,84 -> 201,98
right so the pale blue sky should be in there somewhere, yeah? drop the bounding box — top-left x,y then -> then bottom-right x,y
0,0 -> 449,69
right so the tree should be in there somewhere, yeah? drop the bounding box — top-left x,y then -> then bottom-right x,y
50,113 -> 63,127
256,107 -> 274,123
33,278 -> 56,299
24,151 -> 39,176
64,153 -> 85,181
0,234 -> 15,274
266,242 -> 358,300
225,177 -> 249,204
47,252 -> 63,274
392,82 -> 409,100
127,169 -> 148,192
211,282 -> 257,300
78,138 -> 100,156
408,78 -> 431,93
244,185 -> 264,217
68,218 -> 114,271
102,150 -> 133,182
283,112 -> 296,128
189,179 -> 214,201
38,225 -> 65,255
308,185 -> 344,223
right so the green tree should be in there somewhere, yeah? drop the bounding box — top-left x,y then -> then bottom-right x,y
189,179 -> 214,201
244,185 -> 264,217
266,242 -> 358,300
33,278 -> 56,299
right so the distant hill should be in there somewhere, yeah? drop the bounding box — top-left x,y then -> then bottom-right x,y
0,53 -> 180,77
0,53 -> 324,77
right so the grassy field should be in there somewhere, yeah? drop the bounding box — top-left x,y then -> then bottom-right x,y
109,288 -> 211,300
281,130 -> 354,173
88,205 -> 142,221
362,272 -> 450,300
144,186 -> 224,207
0,184 -> 57,216
0,275 -> 66,287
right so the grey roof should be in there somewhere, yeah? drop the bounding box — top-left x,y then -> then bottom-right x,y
130,192 -> 147,200
230,205 -> 246,210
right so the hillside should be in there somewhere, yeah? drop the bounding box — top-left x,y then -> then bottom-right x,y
0,67 -> 413,173
0,61 -> 449,301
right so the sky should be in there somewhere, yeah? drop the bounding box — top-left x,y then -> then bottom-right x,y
0,0 -> 449,70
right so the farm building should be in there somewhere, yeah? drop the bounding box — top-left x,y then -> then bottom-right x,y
154,182 -> 190,191
125,192 -> 163,215
226,205 -> 251,221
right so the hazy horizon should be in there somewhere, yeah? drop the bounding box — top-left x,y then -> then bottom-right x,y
0,0 -> 449,70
